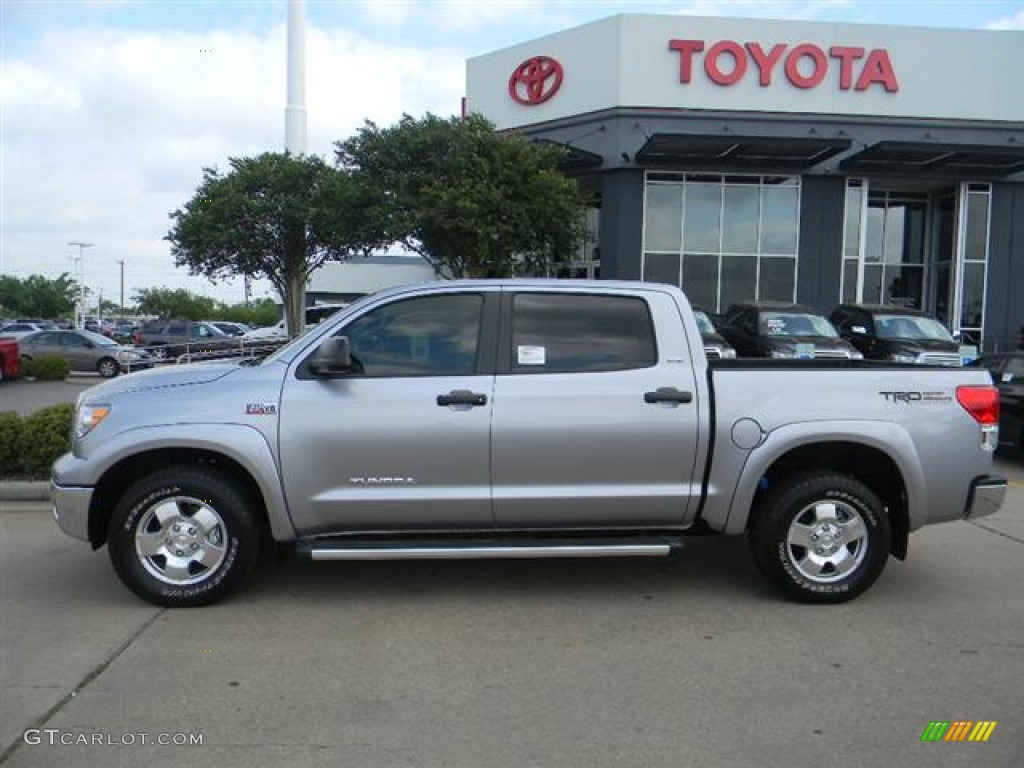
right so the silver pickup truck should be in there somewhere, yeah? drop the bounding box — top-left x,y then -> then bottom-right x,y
51,280 -> 1007,607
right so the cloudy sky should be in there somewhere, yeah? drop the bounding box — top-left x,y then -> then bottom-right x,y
3,0 -> 1023,310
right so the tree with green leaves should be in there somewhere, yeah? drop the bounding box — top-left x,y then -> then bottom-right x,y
133,287 -> 219,320
0,273 -> 78,318
336,113 -> 587,279
166,153 -> 376,338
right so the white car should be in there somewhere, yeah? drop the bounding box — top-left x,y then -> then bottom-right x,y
241,319 -> 289,343
0,322 -> 50,341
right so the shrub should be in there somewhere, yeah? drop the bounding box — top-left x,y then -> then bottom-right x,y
19,403 -> 74,474
21,355 -> 70,381
0,411 -> 22,472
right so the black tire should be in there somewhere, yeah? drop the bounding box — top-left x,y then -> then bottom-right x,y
97,356 -> 119,378
107,467 -> 262,607
749,472 -> 890,604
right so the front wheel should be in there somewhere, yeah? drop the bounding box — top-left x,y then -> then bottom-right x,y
97,356 -> 119,378
749,472 -> 891,604
107,467 -> 262,606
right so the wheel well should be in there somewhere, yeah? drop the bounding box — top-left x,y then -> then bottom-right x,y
752,441 -> 909,559
88,448 -> 269,549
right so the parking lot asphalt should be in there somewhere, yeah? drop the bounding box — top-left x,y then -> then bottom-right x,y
0,375 -> 96,417
1,467 -> 1021,768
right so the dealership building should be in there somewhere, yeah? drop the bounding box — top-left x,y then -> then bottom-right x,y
465,14 -> 1024,350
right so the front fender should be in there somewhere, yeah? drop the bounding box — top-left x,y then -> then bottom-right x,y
52,423 -> 295,542
721,420 -> 927,535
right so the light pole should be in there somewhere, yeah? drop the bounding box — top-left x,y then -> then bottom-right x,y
68,241 -> 94,328
116,259 -> 125,319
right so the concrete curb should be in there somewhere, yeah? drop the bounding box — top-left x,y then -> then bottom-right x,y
0,482 -> 50,503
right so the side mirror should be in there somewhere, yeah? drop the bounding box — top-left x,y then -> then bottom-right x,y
309,336 -> 355,377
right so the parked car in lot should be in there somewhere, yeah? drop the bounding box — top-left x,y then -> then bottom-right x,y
241,319 -> 289,344
968,352 -> 1024,451
210,321 -> 252,337
693,308 -> 736,359
830,304 -> 961,366
52,280 -> 1004,607
132,319 -> 238,360
718,302 -> 862,359
0,337 -> 19,382
0,321 -> 50,341
19,329 -> 153,377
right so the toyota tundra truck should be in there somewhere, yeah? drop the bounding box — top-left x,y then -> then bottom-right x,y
50,280 -> 1007,606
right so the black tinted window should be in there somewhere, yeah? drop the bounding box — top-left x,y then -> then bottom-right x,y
510,293 -> 656,374
342,294 -> 483,377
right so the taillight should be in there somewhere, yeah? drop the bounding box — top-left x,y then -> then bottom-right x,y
956,385 -> 999,425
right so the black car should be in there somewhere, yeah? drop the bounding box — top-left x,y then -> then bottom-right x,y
967,352 -> 1024,451
692,308 -> 736,359
830,304 -> 961,366
718,301 -> 862,359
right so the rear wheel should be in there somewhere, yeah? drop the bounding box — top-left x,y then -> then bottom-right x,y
107,467 -> 262,607
97,356 -> 119,378
749,472 -> 890,603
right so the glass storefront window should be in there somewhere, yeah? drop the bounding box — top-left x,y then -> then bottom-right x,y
643,252 -> 681,286
759,257 -> 797,303
965,192 -> 990,262
644,185 -> 683,252
843,182 -> 863,260
722,185 -> 759,254
720,256 -> 758,310
683,182 -> 723,253
760,186 -> 799,254
642,173 -> 799,312
681,253 -> 719,310
960,262 -> 986,329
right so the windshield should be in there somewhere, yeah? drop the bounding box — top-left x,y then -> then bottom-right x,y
81,329 -> 119,346
759,312 -> 838,338
693,311 -> 716,335
874,315 -> 954,341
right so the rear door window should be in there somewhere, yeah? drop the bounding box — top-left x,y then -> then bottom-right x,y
507,293 -> 656,374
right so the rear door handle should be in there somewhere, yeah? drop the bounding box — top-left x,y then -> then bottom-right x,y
643,387 -> 693,404
437,390 -> 488,407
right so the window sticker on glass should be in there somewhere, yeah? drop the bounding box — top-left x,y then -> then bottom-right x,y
517,345 -> 546,366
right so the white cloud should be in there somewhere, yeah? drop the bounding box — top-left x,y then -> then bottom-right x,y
986,9 -> 1024,29
2,19 -> 465,306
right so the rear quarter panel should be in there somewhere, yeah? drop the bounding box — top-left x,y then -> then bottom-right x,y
701,362 -> 997,534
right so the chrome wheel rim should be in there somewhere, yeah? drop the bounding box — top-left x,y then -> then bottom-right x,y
99,359 -> 117,377
135,496 -> 228,585
785,499 -> 868,584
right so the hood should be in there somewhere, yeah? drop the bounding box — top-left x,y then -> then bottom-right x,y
79,361 -> 241,401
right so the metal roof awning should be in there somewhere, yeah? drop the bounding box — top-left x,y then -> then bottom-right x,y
840,141 -> 1024,177
533,140 -> 604,172
634,134 -> 850,169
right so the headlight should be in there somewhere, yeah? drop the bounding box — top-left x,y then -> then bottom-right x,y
75,404 -> 111,439
769,349 -> 796,359
116,350 -> 140,362
888,353 -> 917,363
849,350 -> 864,359
721,348 -> 737,359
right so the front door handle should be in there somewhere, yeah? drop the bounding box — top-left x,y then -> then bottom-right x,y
643,387 -> 693,404
437,390 -> 488,407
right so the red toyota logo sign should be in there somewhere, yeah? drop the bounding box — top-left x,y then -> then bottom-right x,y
508,56 -> 563,105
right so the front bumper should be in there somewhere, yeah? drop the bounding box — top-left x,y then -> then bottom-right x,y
51,481 -> 93,542
964,475 -> 1007,520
